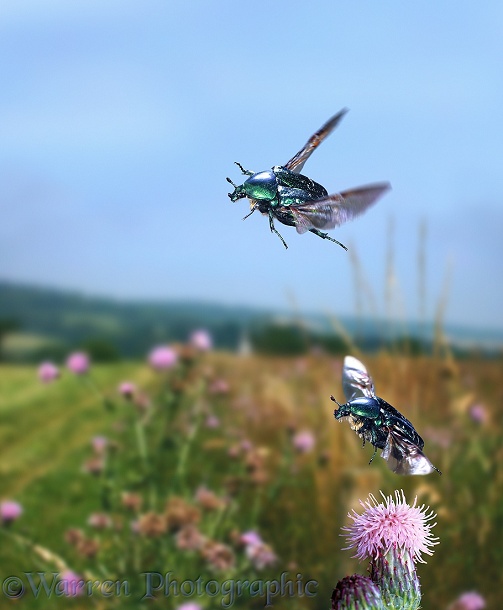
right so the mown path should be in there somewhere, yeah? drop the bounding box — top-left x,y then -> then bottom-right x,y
0,364 -> 150,496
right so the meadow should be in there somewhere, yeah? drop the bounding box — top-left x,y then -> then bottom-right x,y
0,343 -> 501,609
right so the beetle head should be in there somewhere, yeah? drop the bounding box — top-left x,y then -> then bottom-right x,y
227,170 -> 278,203
331,396 -> 350,419
226,177 -> 246,202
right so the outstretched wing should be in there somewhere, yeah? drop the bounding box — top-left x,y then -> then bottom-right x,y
285,109 -> 348,174
381,428 -> 441,475
342,355 -> 375,401
290,183 -> 390,234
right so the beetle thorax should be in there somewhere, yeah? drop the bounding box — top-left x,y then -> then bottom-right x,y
347,397 -> 381,419
243,171 -> 278,201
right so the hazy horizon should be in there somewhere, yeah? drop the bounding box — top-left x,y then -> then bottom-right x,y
3,277 -> 503,341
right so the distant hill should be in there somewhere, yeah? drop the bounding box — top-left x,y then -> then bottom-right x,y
0,281 -> 501,362
0,281 -> 263,361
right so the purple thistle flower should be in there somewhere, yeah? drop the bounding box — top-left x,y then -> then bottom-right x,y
0,500 -> 23,524
240,439 -> 253,452
292,429 -> 316,453
245,541 -> 277,570
468,403 -> 488,425
177,604 -> 203,610
342,490 -> 438,563
343,490 -> 438,610
38,361 -> 59,383
148,345 -> 178,370
448,591 -> 486,610
66,352 -> 90,375
87,512 -> 112,529
118,381 -> 136,399
240,530 -> 277,569
58,570 -> 84,597
240,530 -> 263,547
190,329 -> 212,352
209,378 -> 229,394
205,414 -> 220,429
91,435 -> 108,455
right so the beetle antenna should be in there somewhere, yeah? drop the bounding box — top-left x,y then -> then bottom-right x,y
330,395 -> 342,407
226,177 -> 237,188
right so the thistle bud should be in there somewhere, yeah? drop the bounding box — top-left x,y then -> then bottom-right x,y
331,574 -> 384,610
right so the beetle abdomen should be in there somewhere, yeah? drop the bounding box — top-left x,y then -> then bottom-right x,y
273,166 -> 328,199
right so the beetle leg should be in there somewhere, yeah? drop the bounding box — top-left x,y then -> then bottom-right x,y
269,213 -> 288,249
368,446 -> 378,464
234,161 -> 254,176
308,229 -> 348,251
242,205 -> 257,221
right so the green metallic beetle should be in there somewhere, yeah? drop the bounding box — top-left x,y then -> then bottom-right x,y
227,109 -> 390,249
331,356 -> 441,475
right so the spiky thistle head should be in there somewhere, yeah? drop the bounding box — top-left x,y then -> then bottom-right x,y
342,490 -> 438,563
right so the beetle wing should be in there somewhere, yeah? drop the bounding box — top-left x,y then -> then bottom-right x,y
290,199 -> 339,234
381,428 -> 441,475
290,183 -> 390,234
342,355 -> 376,401
285,109 -> 348,173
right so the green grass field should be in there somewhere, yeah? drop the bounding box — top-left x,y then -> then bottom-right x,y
0,352 -> 501,609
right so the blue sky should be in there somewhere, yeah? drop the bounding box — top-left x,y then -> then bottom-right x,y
1,1 -> 502,330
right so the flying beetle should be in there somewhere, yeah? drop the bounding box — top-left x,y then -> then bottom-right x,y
331,355 -> 441,475
226,109 -> 390,249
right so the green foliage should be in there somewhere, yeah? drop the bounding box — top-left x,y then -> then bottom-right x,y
251,323 -> 308,355
81,337 -> 120,362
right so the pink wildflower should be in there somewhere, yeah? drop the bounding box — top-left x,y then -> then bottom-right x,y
469,404 -> 488,425
342,490 -> 438,563
209,378 -> 230,394
66,352 -> 90,375
0,500 -> 23,524
190,329 -> 212,351
38,361 -> 59,383
58,570 -> 84,597
292,430 -> 316,453
91,436 -> 108,454
148,345 -> 178,370
201,540 -> 235,571
240,531 -> 263,547
240,531 -> 277,569
177,604 -> 203,610
205,414 -> 220,429
118,381 -> 136,399
246,541 -> 277,569
87,513 -> 112,529
448,591 -> 486,610
175,525 -> 205,551
240,439 -> 253,452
